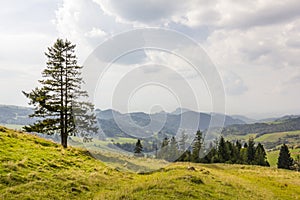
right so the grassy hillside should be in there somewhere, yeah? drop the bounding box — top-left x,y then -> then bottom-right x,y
222,117 -> 300,136
255,130 -> 300,149
267,148 -> 300,167
1,127 -> 300,200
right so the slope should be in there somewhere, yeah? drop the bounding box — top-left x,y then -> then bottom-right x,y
1,127 -> 300,200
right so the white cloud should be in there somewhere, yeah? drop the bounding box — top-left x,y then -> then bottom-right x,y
85,27 -> 107,38
54,0 -> 133,61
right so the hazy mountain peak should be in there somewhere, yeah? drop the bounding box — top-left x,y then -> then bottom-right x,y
171,107 -> 192,115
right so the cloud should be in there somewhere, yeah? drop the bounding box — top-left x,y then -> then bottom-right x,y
220,0 -> 300,29
93,0 -> 300,30
1,0 -> 300,117
85,27 -> 107,38
54,0 -> 132,61
221,71 -> 248,96
205,19 -> 300,70
93,0 -> 187,25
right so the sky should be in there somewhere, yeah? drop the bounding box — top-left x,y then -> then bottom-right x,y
0,0 -> 300,119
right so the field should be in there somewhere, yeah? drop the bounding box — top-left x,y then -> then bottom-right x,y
1,126 -> 300,199
255,130 -> 300,148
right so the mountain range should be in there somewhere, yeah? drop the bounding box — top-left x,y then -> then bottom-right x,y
0,105 -> 244,137
95,108 -> 245,138
0,105 -> 35,125
1,104 -> 300,139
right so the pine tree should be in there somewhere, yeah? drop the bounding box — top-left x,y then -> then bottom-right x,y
178,131 -> 188,151
225,141 -> 234,163
161,137 -> 169,148
176,131 -> 191,162
239,148 -> 248,164
168,136 -> 179,161
247,137 -> 256,164
23,39 -> 98,148
202,147 -> 217,163
217,136 -> 227,162
191,130 -> 203,163
134,139 -> 143,156
236,140 -> 242,151
253,143 -> 269,166
235,140 -> 242,163
277,144 -> 294,170
157,137 -> 169,160
177,150 -> 191,162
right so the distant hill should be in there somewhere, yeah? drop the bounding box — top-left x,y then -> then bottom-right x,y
96,109 -> 245,138
0,105 -> 35,125
171,107 -> 192,115
95,109 -> 122,120
222,117 -> 300,136
258,115 -> 300,123
231,115 -> 257,124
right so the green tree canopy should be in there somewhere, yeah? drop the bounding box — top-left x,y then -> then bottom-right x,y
23,39 -> 98,148
134,139 -> 143,155
253,143 -> 269,166
277,144 -> 294,170
191,130 -> 203,163
247,137 -> 256,164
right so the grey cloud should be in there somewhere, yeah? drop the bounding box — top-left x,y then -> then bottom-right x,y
286,38 -> 300,49
227,1 -> 300,29
239,45 -> 272,61
222,71 -> 248,96
115,49 -> 148,65
289,75 -> 300,84
140,65 -> 162,74
96,0 -> 185,24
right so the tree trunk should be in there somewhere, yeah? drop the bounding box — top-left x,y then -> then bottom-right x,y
64,49 -> 68,148
60,55 -> 65,148
61,133 -> 68,148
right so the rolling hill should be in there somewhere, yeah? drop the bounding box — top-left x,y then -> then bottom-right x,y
221,117 -> 300,137
1,127 -> 300,199
96,109 -> 245,138
0,105 -> 35,125
0,104 -> 245,138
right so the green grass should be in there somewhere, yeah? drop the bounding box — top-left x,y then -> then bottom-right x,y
70,136 -> 139,152
1,126 -> 300,199
255,130 -> 300,144
226,133 -> 257,141
107,137 -> 137,143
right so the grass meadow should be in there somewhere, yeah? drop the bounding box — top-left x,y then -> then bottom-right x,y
1,126 -> 300,199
